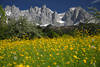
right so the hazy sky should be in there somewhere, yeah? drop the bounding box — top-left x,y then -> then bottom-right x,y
0,0 -> 100,13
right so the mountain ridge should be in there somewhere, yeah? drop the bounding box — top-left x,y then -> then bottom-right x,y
4,5 -> 97,27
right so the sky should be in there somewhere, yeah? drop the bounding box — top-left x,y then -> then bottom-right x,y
0,0 -> 100,13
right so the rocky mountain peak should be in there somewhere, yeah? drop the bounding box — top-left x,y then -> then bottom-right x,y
42,5 -> 46,9
4,5 -> 95,27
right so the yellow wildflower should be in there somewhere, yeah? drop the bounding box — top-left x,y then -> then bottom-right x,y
49,54 -> 52,57
56,53 -> 59,55
73,55 -> 80,59
82,48 -> 86,52
66,61 -> 70,64
13,62 -> 16,64
90,59 -> 93,64
20,54 -> 24,56
53,62 -> 57,65
70,47 -> 73,50
0,56 -> 4,59
15,64 -> 25,67
83,59 -> 87,64
64,45 -> 68,50
26,65 -> 30,67
48,65 -> 51,67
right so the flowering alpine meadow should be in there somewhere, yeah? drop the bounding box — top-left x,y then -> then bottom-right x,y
0,35 -> 100,67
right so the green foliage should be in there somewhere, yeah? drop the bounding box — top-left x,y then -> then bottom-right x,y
73,23 -> 100,37
0,24 -> 10,39
7,17 -> 43,39
0,5 -> 6,23
45,29 -> 59,38
0,16 -> 44,39
43,26 -> 75,38
0,6 -> 9,39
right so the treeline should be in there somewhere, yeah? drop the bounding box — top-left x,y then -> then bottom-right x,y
0,18 -> 100,40
43,23 -> 100,37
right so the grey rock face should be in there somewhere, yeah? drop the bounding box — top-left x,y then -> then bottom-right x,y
5,5 -> 21,20
4,5 -> 95,27
52,11 -> 58,24
40,5 -> 53,25
62,7 -> 93,26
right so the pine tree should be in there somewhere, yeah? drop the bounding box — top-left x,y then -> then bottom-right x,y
0,5 -> 6,24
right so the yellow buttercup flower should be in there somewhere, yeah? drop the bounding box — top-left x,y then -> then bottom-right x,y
48,65 -> 51,67
0,56 -> 4,59
90,59 -> 93,64
66,61 -> 70,64
64,45 -> 68,50
13,62 -> 16,64
83,59 -> 87,64
56,53 -> 59,55
53,62 -> 57,65
15,64 -> 25,67
26,65 -> 30,67
20,54 -> 24,56
70,47 -> 73,50
49,54 -> 52,57
73,55 -> 80,59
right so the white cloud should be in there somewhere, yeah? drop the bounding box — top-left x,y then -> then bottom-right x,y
92,0 -> 100,4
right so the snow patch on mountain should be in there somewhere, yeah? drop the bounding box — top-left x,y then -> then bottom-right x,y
58,20 -> 65,23
40,24 -> 50,27
6,11 -> 11,16
70,7 -> 76,11
57,13 -> 65,24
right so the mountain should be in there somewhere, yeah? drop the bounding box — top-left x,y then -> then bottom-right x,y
4,5 -> 97,27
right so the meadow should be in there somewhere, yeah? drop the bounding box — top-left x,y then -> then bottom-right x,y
0,35 -> 100,67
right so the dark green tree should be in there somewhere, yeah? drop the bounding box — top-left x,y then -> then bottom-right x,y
0,6 -> 9,39
0,5 -> 6,24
